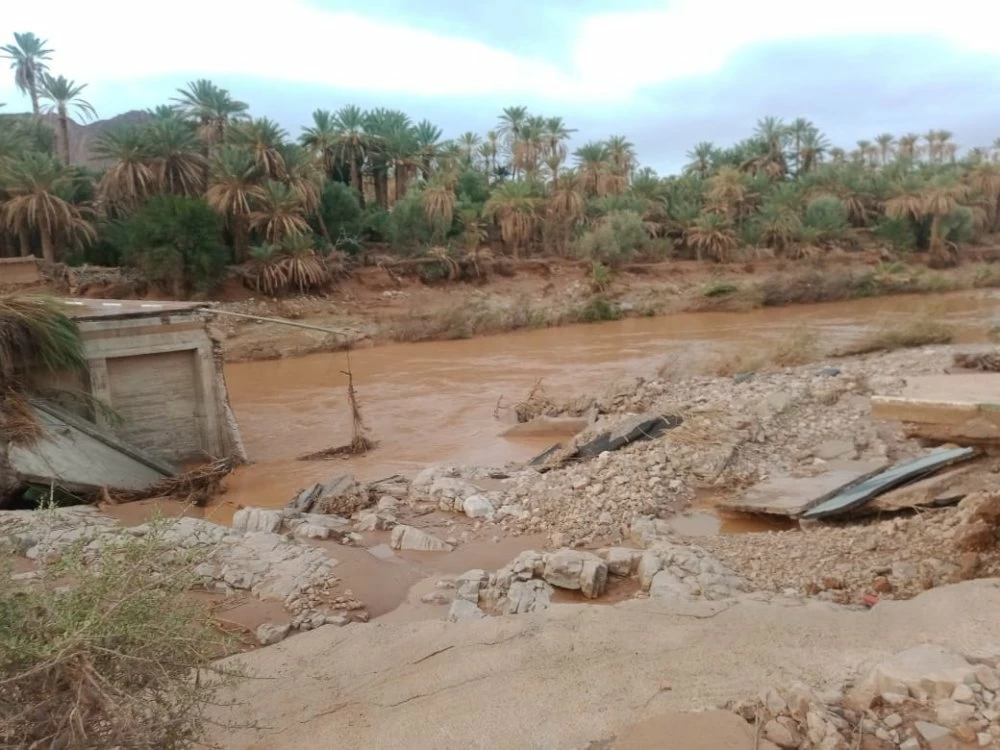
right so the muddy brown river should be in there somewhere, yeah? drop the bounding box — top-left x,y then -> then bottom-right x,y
214,291 -> 998,523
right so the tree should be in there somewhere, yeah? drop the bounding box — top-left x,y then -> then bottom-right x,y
282,144 -> 328,241
684,142 -> 716,178
484,180 -> 538,258
874,133 -> 896,165
299,109 -> 339,179
144,118 -> 206,197
685,211 -> 738,262
605,135 -> 636,178
228,117 -> 287,180
249,180 -> 308,243
38,74 -> 96,165
1,32 -> 52,117
497,106 -> 528,177
1,153 -> 94,262
332,105 -> 368,203
422,179 -> 456,238
413,119 -> 443,181
204,146 -> 263,262
574,141 -> 611,197
171,79 -> 248,151
543,116 -> 575,160
118,195 -> 227,295
788,118 -> 815,175
457,132 -> 481,166
798,129 -> 829,174
92,127 -> 155,212
898,133 -> 920,161
546,171 -> 583,255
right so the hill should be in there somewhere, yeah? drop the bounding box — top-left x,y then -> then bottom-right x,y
2,109 -> 152,168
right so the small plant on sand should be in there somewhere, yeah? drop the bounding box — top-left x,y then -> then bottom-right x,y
0,521 -> 238,748
702,280 -> 739,298
589,261 -> 613,293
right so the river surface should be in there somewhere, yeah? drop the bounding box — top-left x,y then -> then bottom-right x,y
213,291 -> 999,522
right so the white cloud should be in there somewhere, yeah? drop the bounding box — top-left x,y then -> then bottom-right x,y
575,0 -> 1000,95
3,0 -> 999,110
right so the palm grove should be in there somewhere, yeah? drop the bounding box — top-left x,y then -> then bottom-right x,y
3,32 -> 1000,297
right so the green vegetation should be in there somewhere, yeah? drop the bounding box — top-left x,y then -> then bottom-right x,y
839,314 -> 956,356
2,32 -> 1000,298
0,521 -> 236,748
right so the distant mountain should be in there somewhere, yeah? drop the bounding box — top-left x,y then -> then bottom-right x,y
3,109 -> 153,168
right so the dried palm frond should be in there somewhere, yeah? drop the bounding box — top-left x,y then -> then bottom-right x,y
0,390 -> 43,447
0,294 -> 85,391
278,247 -> 330,292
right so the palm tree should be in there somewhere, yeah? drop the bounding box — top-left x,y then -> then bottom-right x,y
751,116 -> 788,177
484,180 -> 538,258
299,109 -> 339,179
543,117 -> 575,160
545,171 -> 582,255
829,147 -> 846,165
249,180 -> 309,243
228,117 -> 287,180
0,153 -> 95,262
874,133 -> 896,165
1,32 -> 52,117
605,135 -> 636,178
282,144 -> 329,241
372,111 -> 416,203
921,179 -> 968,254
799,130 -> 829,173
332,105 -> 368,203
685,212 -> 738,262
937,130 -> 955,163
413,119 -> 443,181
923,130 -> 939,163
481,130 -> 500,182
91,127 -> 155,211
788,118 -> 815,175
457,132 -> 481,166
423,179 -> 456,238
147,104 -> 180,121
966,162 -> 1000,231
574,141 -> 610,196
171,79 -> 248,151
497,106 -> 528,178
143,118 -> 206,196
205,146 -> 263,262
38,74 -> 96,165
897,134 -> 920,161
684,142 -> 716,178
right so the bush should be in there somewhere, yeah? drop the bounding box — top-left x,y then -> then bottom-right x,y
575,294 -> 622,323
576,210 -> 647,267
804,194 -> 848,239
942,206 -> 975,244
386,189 -> 436,255
0,520 -> 236,748
119,195 -> 227,295
586,194 -> 647,220
874,216 -> 917,252
360,204 -> 391,244
319,181 -> 363,249
455,169 -> 490,206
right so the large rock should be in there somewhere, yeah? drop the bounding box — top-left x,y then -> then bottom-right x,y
463,494 -> 495,519
504,579 -> 554,614
447,598 -> 485,622
232,507 -> 283,534
389,525 -> 454,552
856,645 -> 977,703
542,549 -> 607,598
256,622 -> 291,646
313,475 -> 372,516
455,569 -> 487,602
601,547 -> 640,577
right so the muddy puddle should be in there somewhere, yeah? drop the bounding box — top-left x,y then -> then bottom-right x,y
220,290 -> 997,522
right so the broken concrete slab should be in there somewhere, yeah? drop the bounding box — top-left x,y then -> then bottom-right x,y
574,413 -> 683,459
872,373 -> 1000,446
8,401 -> 175,494
718,461 -> 887,517
802,447 -> 977,520
849,461 -> 990,516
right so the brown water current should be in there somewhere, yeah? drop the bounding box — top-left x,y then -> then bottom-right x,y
214,290 -> 999,523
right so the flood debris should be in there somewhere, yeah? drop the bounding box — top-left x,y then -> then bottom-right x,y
105,455 -> 239,507
802,447 -> 977,520
298,357 -> 377,460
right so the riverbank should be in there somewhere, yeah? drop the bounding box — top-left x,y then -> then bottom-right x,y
211,254 -> 1000,362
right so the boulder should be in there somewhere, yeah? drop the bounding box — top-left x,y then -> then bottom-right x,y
637,551 -> 664,589
463,494 -> 495,519
857,645 -> 977,703
389,525 -> 453,552
934,699 -> 975,727
763,718 -> 801,749
355,512 -> 395,532
455,569 -> 487,602
504,579 -> 553,614
542,549 -> 607,597
602,547 -> 640,577
447,598 -> 485,623
232,508 -> 283,534
649,569 -> 692,601
256,622 -> 291,646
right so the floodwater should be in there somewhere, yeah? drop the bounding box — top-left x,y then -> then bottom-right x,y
216,290 -> 999,522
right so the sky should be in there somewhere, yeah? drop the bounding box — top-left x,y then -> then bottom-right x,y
3,0 -> 1000,172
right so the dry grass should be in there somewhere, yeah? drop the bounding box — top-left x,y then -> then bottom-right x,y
709,326 -> 823,376
0,521 -> 241,749
953,351 -> 1000,372
837,317 -> 955,356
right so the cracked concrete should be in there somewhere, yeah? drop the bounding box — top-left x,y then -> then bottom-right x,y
208,578 -> 1000,750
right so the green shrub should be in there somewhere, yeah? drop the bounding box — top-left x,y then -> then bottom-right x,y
119,195 -> 227,295
804,194 -> 848,238
874,216 -> 917,252
360,204 -> 391,243
942,206 -> 975,243
319,181 -> 363,248
576,210 -> 647,267
586,194 -> 647,220
455,169 -> 490,205
387,189 -> 436,255
0,520 -> 237,748
703,280 -> 739,297
576,295 -> 622,323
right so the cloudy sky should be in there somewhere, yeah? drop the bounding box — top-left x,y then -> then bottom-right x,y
3,0 -> 1000,171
